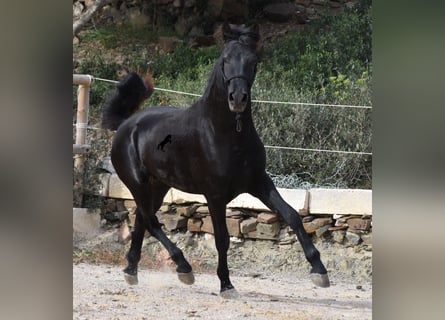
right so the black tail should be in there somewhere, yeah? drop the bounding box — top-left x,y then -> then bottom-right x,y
101,72 -> 154,130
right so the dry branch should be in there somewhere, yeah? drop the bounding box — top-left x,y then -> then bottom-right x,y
73,0 -> 114,37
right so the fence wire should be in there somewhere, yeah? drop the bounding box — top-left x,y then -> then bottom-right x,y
74,75 -> 372,189
80,76 -> 372,156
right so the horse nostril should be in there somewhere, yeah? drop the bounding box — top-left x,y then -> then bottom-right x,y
229,93 -> 234,101
242,94 -> 247,102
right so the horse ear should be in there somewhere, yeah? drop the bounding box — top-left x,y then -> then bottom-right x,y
247,23 -> 259,36
222,22 -> 234,42
219,22 -> 260,48
214,22 -> 232,46
239,23 -> 260,51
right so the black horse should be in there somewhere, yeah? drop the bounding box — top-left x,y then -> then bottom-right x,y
101,23 -> 329,297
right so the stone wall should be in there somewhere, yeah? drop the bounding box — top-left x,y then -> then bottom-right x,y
96,161 -> 372,249
73,0 -> 362,38
74,202 -> 372,282
102,197 -> 372,249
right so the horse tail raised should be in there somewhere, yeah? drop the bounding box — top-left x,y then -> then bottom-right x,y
101,72 -> 154,130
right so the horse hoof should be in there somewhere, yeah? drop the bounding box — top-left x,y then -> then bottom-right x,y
220,288 -> 240,299
310,273 -> 330,288
124,273 -> 139,285
177,272 -> 195,285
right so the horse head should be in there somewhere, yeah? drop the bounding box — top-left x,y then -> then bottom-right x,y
221,23 -> 260,113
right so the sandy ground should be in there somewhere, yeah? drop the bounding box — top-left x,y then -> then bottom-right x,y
73,263 -> 371,320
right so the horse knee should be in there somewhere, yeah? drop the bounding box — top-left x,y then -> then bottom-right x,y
127,249 -> 141,264
305,246 -> 320,262
215,236 -> 230,253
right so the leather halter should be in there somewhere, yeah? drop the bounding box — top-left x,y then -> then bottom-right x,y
221,62 -> 253,86
221,62 -> 253,133
235,113 -> 243,132
224,75 -> 252,85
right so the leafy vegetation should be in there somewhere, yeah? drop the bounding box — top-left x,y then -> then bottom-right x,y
263,4 -> 372,94
73,3 -> 372,194
80,23 -> 166,49
253,5 -> 372,188
149,45 -> 219,80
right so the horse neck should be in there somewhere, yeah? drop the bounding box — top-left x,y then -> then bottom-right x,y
198,61 -> 253,133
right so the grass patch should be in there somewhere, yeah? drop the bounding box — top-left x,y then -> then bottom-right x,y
80,23 -> 171,49
73,247 -> 126,265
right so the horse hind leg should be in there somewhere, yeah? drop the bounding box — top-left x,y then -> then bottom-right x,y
126,180 -> 194,286
250,173 -> 330,288
143,210 -> 195,285
123,208 -> 144,285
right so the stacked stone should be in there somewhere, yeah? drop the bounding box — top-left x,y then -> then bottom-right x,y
103,200 -> 372,248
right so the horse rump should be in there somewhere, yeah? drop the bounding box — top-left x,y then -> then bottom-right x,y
101,72 -> 154,130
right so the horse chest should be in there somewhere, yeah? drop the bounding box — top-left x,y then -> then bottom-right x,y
212,141 -> 262,179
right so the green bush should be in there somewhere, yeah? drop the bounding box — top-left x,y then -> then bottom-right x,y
263,4 -> 372,95
252,4 -> 372,188
252,98 -> 372,188
149,45 -> 219,80
81,23 -> 160,49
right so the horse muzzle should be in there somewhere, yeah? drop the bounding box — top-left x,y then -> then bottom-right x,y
228,90 -> 248,113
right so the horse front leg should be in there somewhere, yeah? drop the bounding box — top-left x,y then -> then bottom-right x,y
250,173 -> 330,288
206,197 -> 239,298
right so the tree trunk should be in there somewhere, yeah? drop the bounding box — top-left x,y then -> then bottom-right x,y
73,0 -> 114,37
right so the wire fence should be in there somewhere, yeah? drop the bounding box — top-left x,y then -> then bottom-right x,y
73,74 -> 372,189
82,76 -> 372,157
94,76 -> 371,110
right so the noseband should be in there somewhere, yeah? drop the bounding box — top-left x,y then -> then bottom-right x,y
223,74 -> 252,85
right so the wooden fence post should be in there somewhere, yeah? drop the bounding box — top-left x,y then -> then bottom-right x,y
73,75 -> 93,206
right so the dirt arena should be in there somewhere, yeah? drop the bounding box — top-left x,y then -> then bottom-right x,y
73,262 -> 371,320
